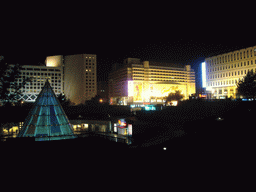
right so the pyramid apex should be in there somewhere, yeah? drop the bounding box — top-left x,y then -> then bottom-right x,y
44,79 -> 51,87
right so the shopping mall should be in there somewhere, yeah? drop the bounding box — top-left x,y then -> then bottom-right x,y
108,58 -> 196,107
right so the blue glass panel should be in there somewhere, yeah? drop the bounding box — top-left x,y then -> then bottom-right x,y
36,125 -> 49,135
18,80 -> 76,140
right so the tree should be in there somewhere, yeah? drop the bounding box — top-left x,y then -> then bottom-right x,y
165,90 -> 184,105
236,70 -> 256,99
57,93 -> 74,107
85,95 -> 102,107
0,56 -> 32,105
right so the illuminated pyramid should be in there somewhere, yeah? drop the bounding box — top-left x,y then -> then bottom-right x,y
17,79 -> 77,141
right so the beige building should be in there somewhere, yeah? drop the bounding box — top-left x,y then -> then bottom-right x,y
205,45 -> 256,99
62,54 -> 97,105
108,58 -> 195,105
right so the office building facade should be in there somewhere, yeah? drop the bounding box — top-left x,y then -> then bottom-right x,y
17,64 -> 63,102
108,58 -> 196,105
205,45 -> 256,99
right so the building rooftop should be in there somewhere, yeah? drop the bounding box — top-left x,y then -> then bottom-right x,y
148,60 -> 185,68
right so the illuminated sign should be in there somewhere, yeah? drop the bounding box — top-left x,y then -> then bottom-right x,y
199,94 -> 206,98
114,123 -> 117,132
117,119 -> 127,128
128,81 -> 134,96
128,124 -> 132,136
134,82 -> 143,102
144,105 -> 156,111
128,81 -> 187,100
202,62 -> 206,88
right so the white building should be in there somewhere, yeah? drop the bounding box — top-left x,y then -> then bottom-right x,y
205,45 -> 256,99
17,65 -> 62,102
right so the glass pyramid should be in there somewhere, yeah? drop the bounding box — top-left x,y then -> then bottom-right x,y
17,79 -> 77,141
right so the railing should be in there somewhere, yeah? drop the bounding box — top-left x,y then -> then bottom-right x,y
1,129 -> 132,145
74,131 -> 132,145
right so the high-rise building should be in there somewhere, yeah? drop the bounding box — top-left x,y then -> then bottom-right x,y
63,54 -> 97,105
6,54 -> 97,105
204,45 -> 256,99
108,58 -> 196,105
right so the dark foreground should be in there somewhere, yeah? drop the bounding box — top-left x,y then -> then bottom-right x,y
1,100 -> 256,157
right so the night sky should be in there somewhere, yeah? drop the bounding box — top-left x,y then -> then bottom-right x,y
1,3 -> 254,90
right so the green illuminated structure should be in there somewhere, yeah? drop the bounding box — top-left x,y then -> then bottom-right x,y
17,79 -> 77,141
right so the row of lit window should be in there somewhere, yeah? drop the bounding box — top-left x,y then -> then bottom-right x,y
22,86 -> 61,90
21,90 -> 62,95
208,60 -> 256,72
208,68 -> 255,79
24,83 -> 61,87
208,79 -> 239,87
22,83 -> 61,88
24,78 -> 61,82
133,75 -> 186,79
207,48 -> 256,65
133,78 -> 187,82
22,68 -> 61,71
133,69 -> 187,73
23,80 -> 60,84
133,72 -> 189,77
21,72 -> 61,76
214,89 -> 235,95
